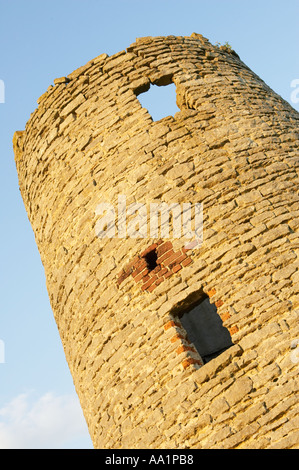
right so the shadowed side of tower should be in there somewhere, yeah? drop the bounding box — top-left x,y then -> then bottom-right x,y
13,34 -> 299,449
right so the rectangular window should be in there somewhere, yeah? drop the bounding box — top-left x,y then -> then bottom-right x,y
179,295 -> 233,364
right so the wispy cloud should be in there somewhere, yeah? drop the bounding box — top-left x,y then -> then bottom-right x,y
0,391 -> 93,449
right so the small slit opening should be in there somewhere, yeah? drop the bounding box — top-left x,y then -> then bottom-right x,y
144,249 -> 158,272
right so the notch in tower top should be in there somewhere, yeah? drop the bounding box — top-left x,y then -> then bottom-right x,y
136,82 -> 180,121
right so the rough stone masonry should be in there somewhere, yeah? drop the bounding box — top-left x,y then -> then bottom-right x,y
13,34 -> 299,448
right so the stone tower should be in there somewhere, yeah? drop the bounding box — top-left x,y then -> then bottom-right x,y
13,34 -> 299,449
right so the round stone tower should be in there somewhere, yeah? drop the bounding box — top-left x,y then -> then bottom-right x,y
13,34 -> 299,449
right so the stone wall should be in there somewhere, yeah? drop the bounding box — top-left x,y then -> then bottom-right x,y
13,34 -> 299,448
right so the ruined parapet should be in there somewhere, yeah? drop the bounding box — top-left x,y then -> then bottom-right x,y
14,34 -> 299,449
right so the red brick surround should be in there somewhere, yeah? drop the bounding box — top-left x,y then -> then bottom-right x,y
117,240 -> 193,292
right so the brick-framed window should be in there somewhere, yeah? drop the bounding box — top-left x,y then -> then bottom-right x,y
179,295 -> 233,364
165,289 -> 235,368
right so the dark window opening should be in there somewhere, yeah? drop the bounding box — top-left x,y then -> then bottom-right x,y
137,83 -> 180,121
144,249 -> 158,272
179,295 -> 233,364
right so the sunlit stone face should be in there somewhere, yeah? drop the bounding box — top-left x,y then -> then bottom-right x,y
14,34 -> 299,449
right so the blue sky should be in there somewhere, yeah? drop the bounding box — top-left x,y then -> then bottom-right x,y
0,0 -> 298,449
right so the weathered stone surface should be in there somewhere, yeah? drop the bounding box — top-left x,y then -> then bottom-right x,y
13,34 -> 299,449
